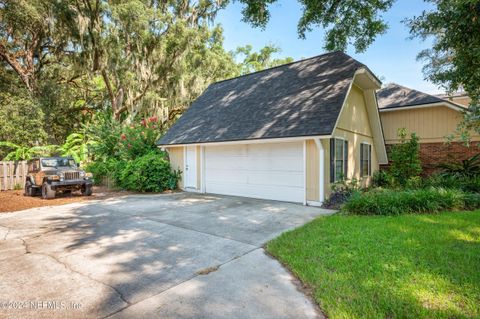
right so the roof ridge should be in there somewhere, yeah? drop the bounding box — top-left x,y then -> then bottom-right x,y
211,50 -> 352,86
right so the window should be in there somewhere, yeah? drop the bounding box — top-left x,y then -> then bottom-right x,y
330,138 -> 348,182
360,143 -> 372,177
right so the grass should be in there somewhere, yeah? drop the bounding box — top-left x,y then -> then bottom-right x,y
266,211 -> 480,319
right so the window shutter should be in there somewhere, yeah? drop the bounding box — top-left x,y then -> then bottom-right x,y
368,144 -> 372,176
330,138 -> 335,183
360,144 -> 364,177
343,140 -> 348,180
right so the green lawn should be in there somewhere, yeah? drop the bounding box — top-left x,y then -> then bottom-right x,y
266,211 -> 480,319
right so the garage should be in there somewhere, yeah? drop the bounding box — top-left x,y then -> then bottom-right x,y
204,142 -> 304,203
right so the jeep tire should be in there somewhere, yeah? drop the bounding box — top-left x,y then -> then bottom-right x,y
24,180 -> 35,197
81,184 -> 92,196
41,182 -> 56,199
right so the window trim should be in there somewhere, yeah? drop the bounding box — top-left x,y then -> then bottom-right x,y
360,142 -> 372,177
332,137 -> 348,182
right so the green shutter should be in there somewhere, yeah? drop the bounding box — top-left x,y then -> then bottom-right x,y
368,144 -> 372,176
344,140 -> 348,180
330,138 -> 335,183
360,143 -> 364,177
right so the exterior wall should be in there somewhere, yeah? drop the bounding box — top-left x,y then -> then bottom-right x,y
324,84 -> 380,198
306,140 -> 319,201
380,106 -> 480,143
166,147 -> 184,189
196,145 -> 201,190
446,95 -> 471,107
382,142 -> 480,176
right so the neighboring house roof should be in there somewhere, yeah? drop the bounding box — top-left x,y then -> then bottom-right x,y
157,51 -> 375,146
376,83 -> 466,111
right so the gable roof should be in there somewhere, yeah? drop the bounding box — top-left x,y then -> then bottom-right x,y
376,83 -> 466,111
157,51 -> 374,146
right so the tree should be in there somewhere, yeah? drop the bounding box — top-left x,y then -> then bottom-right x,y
237,0 -> 395,52
388,129 -> 422,186
234,44 -> 293,74
406,0 -> 480,136
0,92 -> 47,149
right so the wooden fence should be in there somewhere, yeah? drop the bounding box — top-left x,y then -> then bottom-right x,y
0,161 -> 27,191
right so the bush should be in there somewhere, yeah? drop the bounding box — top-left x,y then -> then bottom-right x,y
423,174 -> 480,193
372,170 -> 391,188
86,159 -> 119,186
343,188 -> 477,215
115,150 -> 180,192
388,129 -> 422,186
323,178 -> 361,209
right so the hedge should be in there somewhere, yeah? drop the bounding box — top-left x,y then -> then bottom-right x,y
343,188 -> 480,215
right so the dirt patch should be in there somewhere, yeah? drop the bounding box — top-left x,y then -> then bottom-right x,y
0,186 -> 133,213
196,265 -> 220,275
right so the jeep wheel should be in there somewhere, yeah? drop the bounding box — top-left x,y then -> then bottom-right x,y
81,185 -> 92,196
41,182 -> 56,199
24,180 -> 34,197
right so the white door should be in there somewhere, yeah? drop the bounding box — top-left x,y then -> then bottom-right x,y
204,142 -> 304,203
184,146 -> 197,190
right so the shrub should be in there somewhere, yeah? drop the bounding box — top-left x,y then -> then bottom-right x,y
86,159 -> 119,186
323,178 -> 361,209
388,129 -> 422,186
437,153 -> 480,178
115,150 -> 180,192
343,188 -> 476,215
372,170 -> 391,188
423,174 -> 480,193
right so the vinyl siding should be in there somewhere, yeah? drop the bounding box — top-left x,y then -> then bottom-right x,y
166,147 -> 184,189
306,140 -> 319,201
380,106 -> 480,144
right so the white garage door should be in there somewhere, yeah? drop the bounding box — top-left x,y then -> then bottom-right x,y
204,142 -> 304,203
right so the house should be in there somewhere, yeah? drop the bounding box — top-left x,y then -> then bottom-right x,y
377,83 -> 480,174
157,52 -> 388,205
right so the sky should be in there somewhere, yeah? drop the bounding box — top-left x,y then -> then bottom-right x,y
216,1 -> 442,94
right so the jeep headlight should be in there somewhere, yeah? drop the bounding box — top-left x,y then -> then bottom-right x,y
49,175 -> 60,181
79,171 -> 85,178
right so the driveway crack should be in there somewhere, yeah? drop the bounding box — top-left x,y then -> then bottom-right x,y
103,247 -> 261,319
19,237 -> 131,308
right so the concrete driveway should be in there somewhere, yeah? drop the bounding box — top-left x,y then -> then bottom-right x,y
0,193 -> 332,319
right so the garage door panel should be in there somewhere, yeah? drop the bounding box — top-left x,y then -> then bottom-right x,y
205,181 -> 304,203
204,142 -> 304,203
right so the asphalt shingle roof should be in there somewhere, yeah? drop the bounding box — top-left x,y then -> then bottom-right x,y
157,51 -> 367,146
376,83 -> 451,109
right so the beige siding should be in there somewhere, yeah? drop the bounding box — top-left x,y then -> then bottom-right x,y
325,84 -> 379,197
337,85 -> 372,137
333,128 -> 378,186
166,147 -> 184,189
380,106 -> 480,144
306,140 -> 319,201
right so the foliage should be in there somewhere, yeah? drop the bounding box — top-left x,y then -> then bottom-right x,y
323,178 -> 362,209
115,151 -> 180,192
423,173 -> 480,194
266,211 -> 480,319
85,112 -> 123,161
0,142 -> 59,161
59,132 -> 96,165
0,92 -> 47,151
437,153 -> 480,178
371,169 -> 392,188
234,44 -> 293,74
388,129 -> 422,187
118,116 -> 160,161
238,0 -> 395,53
406,0 -> 480,137
86,159 -> 121,186
343,188 -> 477,215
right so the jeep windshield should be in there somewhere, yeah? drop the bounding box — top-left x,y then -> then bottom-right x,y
41,158 -> 77,168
